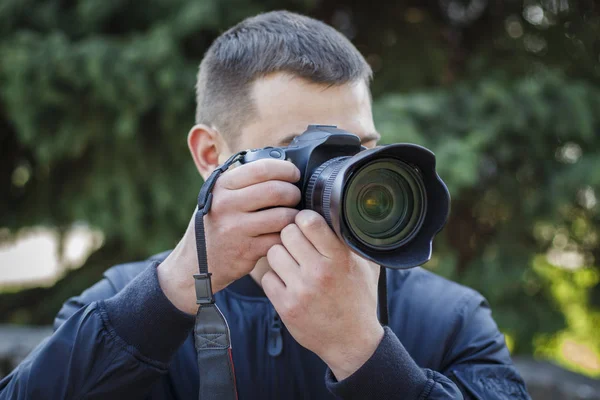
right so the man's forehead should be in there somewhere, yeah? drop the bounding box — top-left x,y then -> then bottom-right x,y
238,73 -> 378,149
251,73 -> 372,112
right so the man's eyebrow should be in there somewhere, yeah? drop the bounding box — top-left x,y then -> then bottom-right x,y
278,131 -> 381,146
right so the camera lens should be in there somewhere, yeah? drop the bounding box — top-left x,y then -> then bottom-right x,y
344,159 -> 427,249
297,130 -> 449,269
359,185 -> 394,220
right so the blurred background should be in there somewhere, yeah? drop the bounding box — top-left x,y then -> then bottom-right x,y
0,0 -> 599,397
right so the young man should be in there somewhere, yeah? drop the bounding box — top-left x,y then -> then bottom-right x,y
0,11 -> 530,399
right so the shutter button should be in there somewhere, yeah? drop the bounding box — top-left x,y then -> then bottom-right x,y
269,150 -> 282,158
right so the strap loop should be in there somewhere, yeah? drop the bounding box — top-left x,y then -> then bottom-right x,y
194,273 -> 214,305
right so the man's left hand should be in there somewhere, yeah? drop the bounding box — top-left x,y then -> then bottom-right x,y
262,210 -> 385,381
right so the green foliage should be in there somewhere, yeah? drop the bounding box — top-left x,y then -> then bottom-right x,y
1,0 -> 599,375
375,71 -> 600,358
533,255 -> 600,377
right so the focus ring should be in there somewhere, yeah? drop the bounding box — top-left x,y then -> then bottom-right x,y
321,158 -> 347,228
305,157 -> 346,210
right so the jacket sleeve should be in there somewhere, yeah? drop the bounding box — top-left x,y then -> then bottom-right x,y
0,261 -> 195,399
325,298 -> 531,399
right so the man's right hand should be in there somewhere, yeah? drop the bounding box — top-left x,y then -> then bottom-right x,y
157,159 -> 301,315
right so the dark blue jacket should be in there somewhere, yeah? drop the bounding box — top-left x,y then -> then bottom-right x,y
0,251 -> 530,399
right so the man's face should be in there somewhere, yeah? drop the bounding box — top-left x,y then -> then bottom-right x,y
224,73 -> 379,157
210,73 -> 380,277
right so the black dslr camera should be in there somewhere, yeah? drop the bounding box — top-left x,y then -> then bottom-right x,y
240,125 -> 450,269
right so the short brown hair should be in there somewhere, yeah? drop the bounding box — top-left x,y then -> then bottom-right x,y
195,10 -> 372,146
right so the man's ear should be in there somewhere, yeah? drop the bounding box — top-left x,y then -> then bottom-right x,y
187,124 -> 227,181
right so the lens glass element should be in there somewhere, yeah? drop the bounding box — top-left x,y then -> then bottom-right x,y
359,185 -> 394,220
344,159 -> 426,249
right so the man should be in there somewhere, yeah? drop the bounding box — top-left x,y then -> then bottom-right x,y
0,11 -> 530,399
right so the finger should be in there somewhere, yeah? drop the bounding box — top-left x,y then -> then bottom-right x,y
219,159 -> 300,190
261,270 -> 287,304
267,244 -> 300,286
243,208 -> 299,236
247,233 -> 283,259
226,181 -> 301,211
280,223 -> 321,266
295,210 -> 345,259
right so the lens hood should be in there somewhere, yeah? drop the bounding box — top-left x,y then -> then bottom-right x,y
327,144 -> 450,269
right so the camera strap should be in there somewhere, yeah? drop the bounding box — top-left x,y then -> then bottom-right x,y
378,266 -> 388,325
194,151 -> 247,400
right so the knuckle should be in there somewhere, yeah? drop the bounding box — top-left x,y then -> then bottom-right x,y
283,208 -> 299,223
283,307 -> 297,321
264,181 -> 283,203
230,240 -> 244,260
295,286 -> 312,305
273,212 -> 296,233
263,182 -> 299,208
218,217 -> 239,240
280,223 -> 296,240
241,238 -> 258,259
275,183 -> 289,204
218,170 -> 237,190
261,235 -> 281,256
315,270 -> 334,287
210,200 -> 223,214
211,191 -> 232,213
267,244 -> 282,259
343,253 -> 355,267
282,300 -> 302,321
282,184 -> 298,204
297,210 -> 322,229
261,271 -> 276,291
289,185 -> 301,204
214,175 -> 228,190
279,303 -> 292,319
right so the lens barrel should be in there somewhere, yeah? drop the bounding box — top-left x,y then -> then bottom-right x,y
304,144 -> 449,269
305,156 -> 350,229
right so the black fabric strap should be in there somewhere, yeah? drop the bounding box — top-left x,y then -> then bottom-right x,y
195,303 -> 237,400
194,152 -> 246,400
378,266 -> 388,326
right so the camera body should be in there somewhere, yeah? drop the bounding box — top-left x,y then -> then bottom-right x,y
242,125 -> 363,205
240,124 -> 450,269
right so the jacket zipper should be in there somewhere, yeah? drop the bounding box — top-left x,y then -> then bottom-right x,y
267,312 -> 283,357
268,309 -> 283,399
